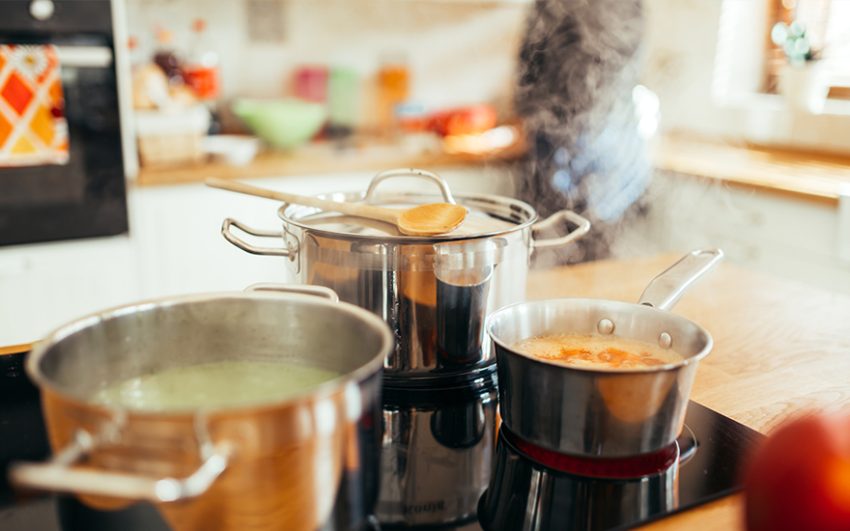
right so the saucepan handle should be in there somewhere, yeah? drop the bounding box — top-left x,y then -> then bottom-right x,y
637,248 -> 724,311
364,168 -> 457,204
10,430 -> 230,502
531,210 -> 591,250
244,283 -> 339,302
221,218 -> 295,259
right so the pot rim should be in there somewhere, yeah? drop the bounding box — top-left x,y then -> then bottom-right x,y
26,291 -> 394,419
277,191 -> 541,243
487,297 -> 714,375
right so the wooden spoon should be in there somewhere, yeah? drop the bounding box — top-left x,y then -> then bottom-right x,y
206,177 -> 467,236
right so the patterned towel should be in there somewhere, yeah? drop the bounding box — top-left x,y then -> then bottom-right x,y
0,44 -> 69,167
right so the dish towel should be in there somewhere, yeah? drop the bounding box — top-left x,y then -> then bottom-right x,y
0,44 -> 69,167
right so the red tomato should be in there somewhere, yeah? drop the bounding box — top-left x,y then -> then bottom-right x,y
744,413 -> 850,531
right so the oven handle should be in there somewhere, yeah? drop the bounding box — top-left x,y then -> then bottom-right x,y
10,430 -> 230,502
221,218 -> 297,259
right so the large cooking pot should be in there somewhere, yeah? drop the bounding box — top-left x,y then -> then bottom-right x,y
10,285 -> 393,531
221,168 -> 590,382
488,249 -> 723,457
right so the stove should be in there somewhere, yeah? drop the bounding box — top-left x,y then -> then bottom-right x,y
1,348 -> 761,531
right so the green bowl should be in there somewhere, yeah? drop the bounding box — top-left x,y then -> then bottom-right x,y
232,98 -> 327,150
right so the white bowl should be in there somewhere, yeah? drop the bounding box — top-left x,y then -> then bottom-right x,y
202,135 -> 261,166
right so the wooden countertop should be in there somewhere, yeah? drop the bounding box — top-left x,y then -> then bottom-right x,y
653,135 -> 850,206
527,254 -> 850,530
136,130 -> 850,208
135,136 -> 523,187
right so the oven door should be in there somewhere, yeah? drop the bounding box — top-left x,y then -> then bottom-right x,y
0,0 -> 130,246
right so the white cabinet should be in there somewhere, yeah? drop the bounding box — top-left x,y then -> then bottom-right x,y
631,172 -> 850,294
0,235 -> 141,345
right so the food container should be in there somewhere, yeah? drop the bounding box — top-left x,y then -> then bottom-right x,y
220,168 -> 590,382
135,106 -> 211,168
488,249 -> 723,457
10,286 -> 393,531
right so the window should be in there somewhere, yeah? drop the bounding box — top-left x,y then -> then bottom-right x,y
765,0 -> 850,97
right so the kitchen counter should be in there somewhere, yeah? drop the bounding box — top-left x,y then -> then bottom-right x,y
135,136 -> 524,187
136,133 -> 850,208
528,254 -> 850,530
653,135 -> 850,205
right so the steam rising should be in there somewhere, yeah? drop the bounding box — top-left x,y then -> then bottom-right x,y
511,0 -> 652,267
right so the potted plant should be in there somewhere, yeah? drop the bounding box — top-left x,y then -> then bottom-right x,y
771,21 -> 829,113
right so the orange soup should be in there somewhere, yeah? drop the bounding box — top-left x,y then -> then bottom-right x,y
512,334 -> 683,370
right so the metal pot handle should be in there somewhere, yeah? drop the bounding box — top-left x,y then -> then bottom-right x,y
531,210 -> 591,250
10,429 -> 230,502
364,168 -> 457,204
221,218 -> 294,258
638,249 -> 724,311
244,283 -> 339,302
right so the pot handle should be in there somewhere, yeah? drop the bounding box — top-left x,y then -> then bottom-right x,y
364,168 -> 457,204
221,218 -> 295,259
531,210 -> 591,250
638,248 -> 724,311
244,283 -> 339,302
10,430 -> 230,502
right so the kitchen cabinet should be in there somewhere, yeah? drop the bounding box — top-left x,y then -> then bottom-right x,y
632,171 -> 850,295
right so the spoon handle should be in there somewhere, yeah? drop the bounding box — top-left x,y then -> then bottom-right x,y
206,178 -> 399,224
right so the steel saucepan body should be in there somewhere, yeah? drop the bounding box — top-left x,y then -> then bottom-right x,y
221,169 -> 590,382
11,289 -> 393,531
488,298 -> 712,458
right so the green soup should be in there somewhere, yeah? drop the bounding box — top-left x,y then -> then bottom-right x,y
92,360 -> 340,412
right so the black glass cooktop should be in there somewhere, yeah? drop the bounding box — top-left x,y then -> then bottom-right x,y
1,346 -> 762,531
477,401 -> 764,531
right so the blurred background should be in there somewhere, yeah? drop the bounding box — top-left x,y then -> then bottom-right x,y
1,0 -> 849,344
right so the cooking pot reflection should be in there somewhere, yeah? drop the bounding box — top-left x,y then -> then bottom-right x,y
479,428 -> 682,531
378,368 -> 498,528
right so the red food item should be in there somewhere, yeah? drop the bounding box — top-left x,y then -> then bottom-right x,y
744,413 -> 850,531
427,105 -> 497,137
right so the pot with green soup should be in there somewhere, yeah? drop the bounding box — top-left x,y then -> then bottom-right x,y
10,285 -> 393,531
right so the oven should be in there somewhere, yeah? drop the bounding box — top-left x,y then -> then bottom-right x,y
0,0 -> 134,246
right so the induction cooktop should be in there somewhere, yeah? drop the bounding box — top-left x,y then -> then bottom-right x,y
0,347 -> 762,531
476,401 -> 763,531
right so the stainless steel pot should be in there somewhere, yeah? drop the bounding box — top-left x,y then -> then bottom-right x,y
10,286 -> 393,531
487,249 -> 723,457
221,168 -> 590,381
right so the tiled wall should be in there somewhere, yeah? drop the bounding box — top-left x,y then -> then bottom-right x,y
125,0 -> 529,127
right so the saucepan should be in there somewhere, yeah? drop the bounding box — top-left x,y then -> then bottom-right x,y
488,249 -> 723,457
10,285 -> 393,531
